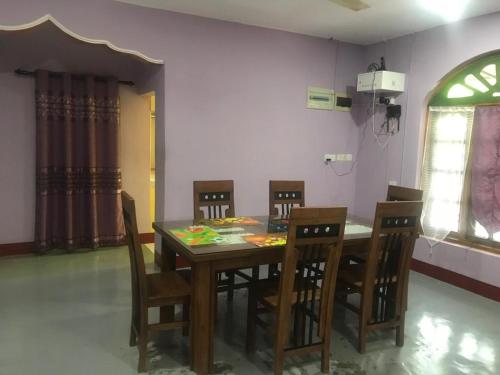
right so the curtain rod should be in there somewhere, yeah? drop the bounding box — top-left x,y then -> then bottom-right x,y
14,69 -> 134,86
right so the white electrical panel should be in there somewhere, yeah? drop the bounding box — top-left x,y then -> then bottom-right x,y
357,71 -> 405,93
307,86 -> 334,110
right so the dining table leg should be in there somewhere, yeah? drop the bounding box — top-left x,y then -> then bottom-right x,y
160,236 -> 176,322
190,261 -> 215,374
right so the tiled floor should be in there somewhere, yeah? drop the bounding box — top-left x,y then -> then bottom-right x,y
1,246 -> 499,374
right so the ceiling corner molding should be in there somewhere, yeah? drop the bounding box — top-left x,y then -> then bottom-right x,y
0,14 -> 164,65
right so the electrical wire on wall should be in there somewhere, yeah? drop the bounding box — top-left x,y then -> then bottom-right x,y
328,46 -> 403,177
367,59 -> 393,149
399,33 -> 416,187
328,116 -> 370,177
328,39 -> 358,177
329,61 -> 382,177
328,38 -> 371,177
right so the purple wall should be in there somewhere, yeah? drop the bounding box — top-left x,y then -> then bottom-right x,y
2,0 -> 496,288
0,73 -> 35,243
353,13 -> 500,287
0,0 -> 364,243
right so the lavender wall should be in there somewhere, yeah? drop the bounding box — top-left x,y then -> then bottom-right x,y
0,73 -> 35,243
0,0 -> 364,244
353,13 -> 500,287
0,0 -> 498,287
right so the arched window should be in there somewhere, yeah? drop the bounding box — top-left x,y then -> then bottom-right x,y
421,52 -> 500,249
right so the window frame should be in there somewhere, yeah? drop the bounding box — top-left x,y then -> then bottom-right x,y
422,51 -> 500,254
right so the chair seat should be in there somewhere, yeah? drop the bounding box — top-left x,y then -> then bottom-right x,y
338,264 -> 397,288
146,271 -> 191,307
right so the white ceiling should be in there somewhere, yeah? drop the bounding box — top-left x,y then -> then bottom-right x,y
116,0 -> 500,45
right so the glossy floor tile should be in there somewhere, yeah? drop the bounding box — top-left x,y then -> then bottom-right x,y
1,247 -> 499,374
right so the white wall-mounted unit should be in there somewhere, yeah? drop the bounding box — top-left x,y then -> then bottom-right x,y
357,71 -> 405,93
307,86 -> 334,110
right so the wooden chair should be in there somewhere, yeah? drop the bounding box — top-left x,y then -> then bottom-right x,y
336,201 -> 423,353
193,180 -> 235,220
269,180 -> 305,216
122,191 -> 191,373
386,185 -> 423,202
268,180 -> 305,279
193,180 -> 256,301
344,185 -> 423,267
386,185 -> 423,310
246,207 -> 347,374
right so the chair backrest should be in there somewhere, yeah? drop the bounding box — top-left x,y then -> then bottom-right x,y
121,191 -> 148,305
275,207 -> 347,348
386,185 -> 423,202
269,180 -> 305,216
193,180 -> 235,219
362,201 -> 423,324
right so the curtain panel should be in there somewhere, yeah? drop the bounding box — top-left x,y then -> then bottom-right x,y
420,106 -> 475,243
35,70 -> 124,251
471,105 -> 500,235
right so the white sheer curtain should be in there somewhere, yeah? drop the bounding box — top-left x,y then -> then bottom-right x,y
420,106 -> 475,243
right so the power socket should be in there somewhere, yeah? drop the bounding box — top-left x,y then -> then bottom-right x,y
337,153 -> 353,161
324,154 -> 336,163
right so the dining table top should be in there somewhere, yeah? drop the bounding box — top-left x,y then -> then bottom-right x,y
153,215 -> 373,258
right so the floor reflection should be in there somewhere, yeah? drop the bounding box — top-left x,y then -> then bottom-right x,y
1,247 -> 499,374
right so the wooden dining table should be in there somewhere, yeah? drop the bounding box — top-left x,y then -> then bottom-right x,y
153,215 -> 373,375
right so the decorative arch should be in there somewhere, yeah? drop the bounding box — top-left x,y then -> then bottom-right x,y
0,14 -> 163,65
429,50 -> 500,106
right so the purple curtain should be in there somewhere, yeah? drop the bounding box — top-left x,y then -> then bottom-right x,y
35,70 -> 124,251
471,105 -> 500,235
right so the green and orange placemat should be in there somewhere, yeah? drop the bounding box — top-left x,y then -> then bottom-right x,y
197,216 -> 261,226
243,234 -> 287,247
170,226 -> 223,246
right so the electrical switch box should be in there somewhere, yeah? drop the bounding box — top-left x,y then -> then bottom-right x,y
334,92 -> 352,112
307,87 -> 334,110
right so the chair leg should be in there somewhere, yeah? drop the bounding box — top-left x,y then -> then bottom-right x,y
182,303 -> 190,336
138,329 -> 148,373
251,266 -> 260,281
293,306 -> 306,345
358,316 -> 366,354
246,286 -> 257,353
274,353 -> 285,375
321,332 -> 331,373
130,300 -> 138,346
404,272 -> 410,311
129,323 -> 137,346
214,290 -> 219,322
396,313 -> 405,347
226,271 -> 235,302
137,309 -> 148,373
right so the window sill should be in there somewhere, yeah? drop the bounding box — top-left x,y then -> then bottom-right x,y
440,235 -> 500,256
